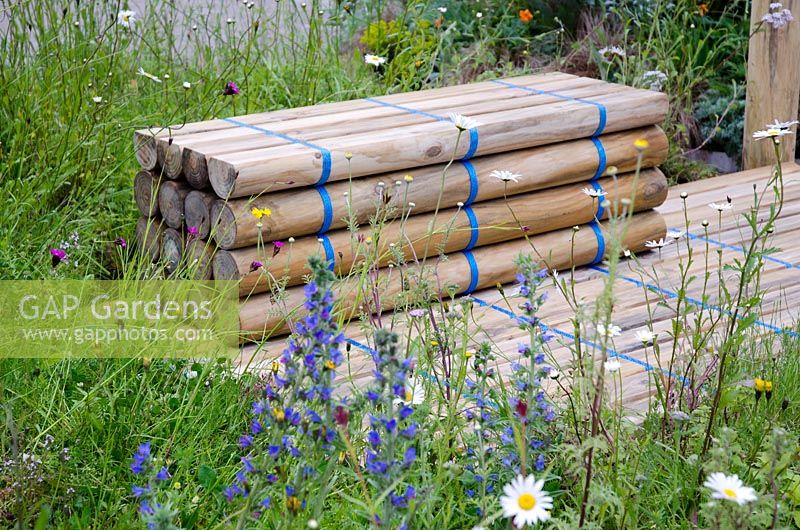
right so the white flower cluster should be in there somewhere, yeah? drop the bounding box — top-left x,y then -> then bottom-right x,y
641,70 -> 668,92
762,2 -> 794,29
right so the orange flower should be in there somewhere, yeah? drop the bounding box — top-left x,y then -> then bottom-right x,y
434,16 -> 443,29
519,8 -> 533,23
698,3 -> 709,16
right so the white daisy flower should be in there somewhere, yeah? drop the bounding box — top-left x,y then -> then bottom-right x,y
437,6 -> 448,13
645,238 -> 670,249
604,359 -> 621,372
182,81 -> 191,89
666,229 -> 685,240
117,10 -> 137,28
92,96 -> 103,104
500,474 -> 553,527
598,45 -> 626,58
704,472 -> 758,506
767,119 -> 798,130
137,67 -> 162,83
364,54 -> 386,67
752,124 -> 795,140
394,375 -> 424,406
708,202 -> 733,212
449,113 -> 479,131
597,323 -> 622,338
476,12 -> 483,18
636,330 -> 657,344
581,187 -> 607,198
490,169 -> 521,183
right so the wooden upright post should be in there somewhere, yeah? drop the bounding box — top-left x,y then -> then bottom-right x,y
743,0 -> 800,169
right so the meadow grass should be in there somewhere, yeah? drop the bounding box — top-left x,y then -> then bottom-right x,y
3,1 -> 800,529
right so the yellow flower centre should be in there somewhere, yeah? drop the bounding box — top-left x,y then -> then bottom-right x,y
723,488 -> 737,498
405,390 -> 413,402
325,360 -> 336,370
518,493 -> 536,510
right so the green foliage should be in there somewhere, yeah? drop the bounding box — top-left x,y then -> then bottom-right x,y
694,88 -> 746,159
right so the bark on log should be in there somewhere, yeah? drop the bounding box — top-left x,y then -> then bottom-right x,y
134,170 -> 162,217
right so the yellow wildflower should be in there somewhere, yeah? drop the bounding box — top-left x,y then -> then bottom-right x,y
274,408 -> 285,422
634,138 -> 650,151
251,207 -> 272,220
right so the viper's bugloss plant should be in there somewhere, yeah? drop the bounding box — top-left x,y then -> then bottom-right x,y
502,256 -> 556,475
363,329 -> 419,529
129,442 -> 181,530
226,256 -> 346,528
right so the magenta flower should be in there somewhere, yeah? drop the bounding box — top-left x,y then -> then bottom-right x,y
187,226 -> 199,239
50,248 -> 68,267
250,260 -> 263,272
273,240 -> 285,248
223,81 -> 240,96
115,237 -> 127,248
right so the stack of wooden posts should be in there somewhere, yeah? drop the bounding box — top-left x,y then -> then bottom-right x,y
133,72 -> 670,338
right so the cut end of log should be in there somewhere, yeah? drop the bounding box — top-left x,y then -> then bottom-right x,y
208,158 -> 237,199
185,239 -> 214,280
184,190 -> 213,240
133,132 -> 158,171
158,180 -> 190,229
163,142 -> 183,179
161,228 -> 184,276
183,149 -> 211,190
134,170 -> 160,217
211,250 -> 241,281
210,201 -> 237,249
135,216 -> 164,262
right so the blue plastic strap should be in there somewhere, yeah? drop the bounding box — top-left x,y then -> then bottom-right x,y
318,234 -> 335,271
491,79 -> 607,137
364,98 -> 479,161
589,264 -> 800,339
591,137 -> 607,181
461,160 -> 479,205
464,127 -> 479,160
589,221 -> 605,265
222,117 -> 331,185
464,206 -> 479,250
463,250 -> 479,294
591,180 -> 606,220
364,98 -> 447,122
315,186 -> 333,233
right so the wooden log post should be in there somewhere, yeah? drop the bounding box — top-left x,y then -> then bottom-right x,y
134,170 -> 161,217
161,228 -> 185,276
135,216 -> 165,262
184,190 -> 218,240
158,180 -> 192,229
210,126 -> 668,249
215,169 -> 668,295
743,0 -> 800,168
239,211 -> 668,338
